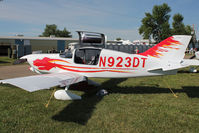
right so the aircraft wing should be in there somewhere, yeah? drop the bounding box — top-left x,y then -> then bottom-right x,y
0,72 -> 86,92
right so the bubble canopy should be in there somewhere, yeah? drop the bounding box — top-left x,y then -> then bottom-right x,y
77,31 -> 106,48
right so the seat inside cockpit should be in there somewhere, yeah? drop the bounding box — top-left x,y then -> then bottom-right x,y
59,50 -> 73,58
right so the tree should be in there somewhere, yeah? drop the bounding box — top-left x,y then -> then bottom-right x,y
139,13 -> 154,40
40,24 -> 72,37
172,13 -> 192,35
139,3 -> 193,43
171,13 -> 195,48
185,25 -> 192,35
56,28 -> 72,37
139,3 -> 171,43
40,24 -> 57,37
116,37 -> 122,41
172,13 -> 186,35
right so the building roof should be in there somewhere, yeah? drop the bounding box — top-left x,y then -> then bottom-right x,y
0,36 -> 117,43
0,36 -> 78,41
0,36 -> 118,43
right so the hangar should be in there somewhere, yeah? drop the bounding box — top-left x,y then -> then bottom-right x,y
0,36 -> 78,58
0,33 -> 119,59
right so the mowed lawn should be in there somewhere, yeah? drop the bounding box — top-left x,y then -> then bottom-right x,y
0,68 -> 199,133
0,57 -> 15,66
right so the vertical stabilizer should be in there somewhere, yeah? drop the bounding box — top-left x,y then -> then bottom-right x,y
139,35 -> 192,61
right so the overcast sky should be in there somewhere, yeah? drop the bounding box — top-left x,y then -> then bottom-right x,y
0,0 -> 199,41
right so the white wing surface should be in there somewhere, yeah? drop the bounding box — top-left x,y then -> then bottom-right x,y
0,72 -> 86,92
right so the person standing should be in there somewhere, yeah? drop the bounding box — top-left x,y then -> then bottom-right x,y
135,47 -> 139,54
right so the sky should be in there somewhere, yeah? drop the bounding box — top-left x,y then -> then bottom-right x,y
0,0 -> 199,41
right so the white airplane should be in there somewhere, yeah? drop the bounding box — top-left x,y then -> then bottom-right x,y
1,32 -> 199,100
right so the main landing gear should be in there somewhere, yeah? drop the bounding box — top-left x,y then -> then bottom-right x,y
54,86 -> 81,100
53,79 -> 102,100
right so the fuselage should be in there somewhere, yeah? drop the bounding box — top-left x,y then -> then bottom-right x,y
22,47 -> 177,78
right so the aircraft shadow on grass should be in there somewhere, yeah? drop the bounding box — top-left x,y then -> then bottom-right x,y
52,78 -> 199,125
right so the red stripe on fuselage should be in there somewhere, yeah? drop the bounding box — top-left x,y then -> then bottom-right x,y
33,57 -> 134,73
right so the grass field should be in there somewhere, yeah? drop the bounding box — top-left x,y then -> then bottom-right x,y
0,57 -> 15,66
0,68 -> 199,133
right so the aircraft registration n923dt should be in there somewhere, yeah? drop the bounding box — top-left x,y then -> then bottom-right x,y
1,31 -> 199,100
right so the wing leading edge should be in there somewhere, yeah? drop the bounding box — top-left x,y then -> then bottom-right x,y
0,72 -> 86,92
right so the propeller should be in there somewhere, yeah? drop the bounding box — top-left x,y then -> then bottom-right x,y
13,59 -> 27,65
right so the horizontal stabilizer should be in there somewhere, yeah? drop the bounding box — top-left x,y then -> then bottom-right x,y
181,59 -> 199,67
148,59 -> 199,72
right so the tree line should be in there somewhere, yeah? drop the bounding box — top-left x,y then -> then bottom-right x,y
39,24 -> 72,37
139,3 -> 193,43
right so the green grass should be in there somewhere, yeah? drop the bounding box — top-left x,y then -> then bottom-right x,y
0,57 -> 27,66
1,68 -> 199,133
0,57 -> 15,66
